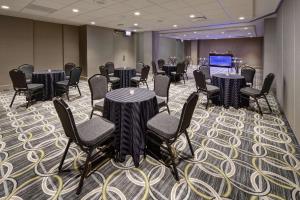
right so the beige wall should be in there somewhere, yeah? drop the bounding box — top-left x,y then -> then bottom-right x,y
264,0 -> 300,141
158,37 -> 184,62
197,38 -> 264,68
0,15 -> 79,89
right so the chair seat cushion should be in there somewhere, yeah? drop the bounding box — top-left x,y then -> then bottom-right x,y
94,99 -> 104,111
109,77 -> 120,83
27,83 -> 44,91
147,112 -> 179,139
131,77 -> 140,82
156,96 -> 166,107
56,80 -> 69,86
136,73 -> 141,76
205,79 -> 211,84
26,79 -> 32,84
65,76 -> 70,80
109,73 -> 114,77
206,85 -> 220,94
240,87 -> 260,96
77,117 -> 115,147
157,70 -> 165,74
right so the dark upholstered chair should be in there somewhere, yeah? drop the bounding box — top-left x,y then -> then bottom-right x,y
241,66 -> 256,87
56,67 -> 82,101
18,64 -> 34,83
171,62 -> 186,84
9,69 -> 44,108
151,61 -> 165,77
240,73 -> 275,115
183,59 -> 189,80
199,65 -> 211,84
136,62 -> 144,76
131,65 -> 150,89
53,98 -> 115,194
193,70 -> 220,109
157,59 -> 165,70
88,74 -> 108,119
99,65 -> 120,90
64,63 -> 76,80
146,92 -> 199,181
154,75 -> 171,114
105,62 -> 115,76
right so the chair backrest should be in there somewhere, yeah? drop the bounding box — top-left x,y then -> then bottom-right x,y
68,67 -> 81,86
53,98 -> 81,144
176,62 -> 185,74
157,59 -> 165,68
151,61 -> 158,75
140,65 -> 150,81
64,63 -> 76,77
9,69 -> 28,91
18,64 -> 34,80
105,62 -> 115,74
193,70 -> 207,91
241,66 -> 256,85
177,92 -> 199,135
260,73 -> 275,95
199,65 -> 211,80
88,74 -> 107,102
136,62 -> 144,73
154,75 -> 170,101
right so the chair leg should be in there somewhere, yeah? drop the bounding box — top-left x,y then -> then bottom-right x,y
182,74 -> 185,84
263,95 -> 272,113
77,85 -> 82,96
26,92 -> 32,109
58,139 -> 72,172
90,108 -> 94,119
76,151 -> 91,195
254,97 -> 263,115
166,104 -> 170,114
166,142 -> 179,181
145,81 -> 149,89
66,89 -> 70,101
206,95 -> 209,110
10,91 -> 17,108
184,130 -> 194,156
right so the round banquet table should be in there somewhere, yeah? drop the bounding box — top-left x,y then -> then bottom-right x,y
103,88 -> 159,167
32,70 -> 65,100
114,67 -> 136,88
162,65 -> 180,82
211,73 -> 249,109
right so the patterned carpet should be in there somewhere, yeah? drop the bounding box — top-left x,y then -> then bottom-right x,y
0,68 -> 300,199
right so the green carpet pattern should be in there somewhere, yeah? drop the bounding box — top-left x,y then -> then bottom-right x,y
0,74 -> 300,199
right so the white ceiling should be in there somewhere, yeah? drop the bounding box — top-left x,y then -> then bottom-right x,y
0,0 -> 281,36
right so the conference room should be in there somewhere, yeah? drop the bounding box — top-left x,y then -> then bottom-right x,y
0,0 -> 299,199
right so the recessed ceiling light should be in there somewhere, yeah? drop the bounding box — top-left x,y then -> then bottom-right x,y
239,16 -> 245,20
134,11 -> 140,16
193,31 -> 197,34
189,14 -> 195,18
221,32 -> 225,34
134,23 -> 138,26
173,24 -> 178,28
248,32 -> 251,35
244,27 -> 248,30
90,21 -> 96,25
1,5 -> 10,9
133,29 -> 137,32
72,8 -> 79,13
183,34 -> 186,37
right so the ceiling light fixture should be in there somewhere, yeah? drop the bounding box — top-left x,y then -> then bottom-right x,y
183,34 -> 186,37
189,14 -> 195,18
193,31 -> 197,34
1,5 -> 10,9
91,21 -> 96,25
221,32 -> 225,34
239,16 -> 245,20
134,23 -> 138,26
72,8 -> 79,13
173,24 -> 178,28
248,32 -> 251,35
244,27 -> 248,30
134,11 -> 140,16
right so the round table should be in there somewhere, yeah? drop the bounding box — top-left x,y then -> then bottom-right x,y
211,73 -> 249,108
32,70 -> 65,100
103,88 -> 158,167
162,65 -> 180,82
114,67 -> 136,88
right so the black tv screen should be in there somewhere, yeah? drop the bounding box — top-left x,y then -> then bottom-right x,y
209,54 -> 233,68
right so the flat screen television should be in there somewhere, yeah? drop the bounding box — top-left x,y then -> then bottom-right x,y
209,54 -> 233,68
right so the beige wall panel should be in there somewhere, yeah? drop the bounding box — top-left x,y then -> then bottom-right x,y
0,15 -> 33,88
295,0 -> 300,139
63,25 -> 79,66
113,33 -> 136,68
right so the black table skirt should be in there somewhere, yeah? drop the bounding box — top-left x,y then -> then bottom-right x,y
103,88 -> 159,167
32,70 -> 65,100
211,74 -> 249,108
162,65 -> 180,82
114,68 -> 136,88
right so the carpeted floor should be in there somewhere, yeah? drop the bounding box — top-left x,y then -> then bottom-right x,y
0,68 -> 300,199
